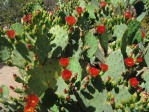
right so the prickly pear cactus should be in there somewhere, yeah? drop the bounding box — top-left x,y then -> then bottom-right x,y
0,0 -> 149,111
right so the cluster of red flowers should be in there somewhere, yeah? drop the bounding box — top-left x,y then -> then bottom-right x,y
22,14 -> 33,24
65,6 -> 107,35
59,58 -> 72,81
24,94 -> 39,112
88,63 -> 108,77
124,57 -> 143,67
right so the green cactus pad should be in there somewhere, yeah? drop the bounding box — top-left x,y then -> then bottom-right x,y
144,46 -> 149,67
77,77 -> 113,112
63,28 -> 83,60
27,58 -> 62,96
142,69 -> 149,91
99,31 -> 109,54
111,85 -> 132,107
113,24 -> 128,40
79,0 -> 86,9
132,29 -> 142,43
49,25 -> 69,58
34,34 -> 51,64
0,85 -> 9,99
102,49 -> 126,82
67,57 -> 82,83
86,4 -> 96,19
11,42 -> 34,68
11,23 -> 24,36
127,20 -> 140,44
84,32 -> 98,59
0,37 -> 12,63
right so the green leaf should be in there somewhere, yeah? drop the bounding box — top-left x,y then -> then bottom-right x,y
1,85 -> 9,98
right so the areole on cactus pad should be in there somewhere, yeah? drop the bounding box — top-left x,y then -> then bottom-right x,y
0,0 -> 149,112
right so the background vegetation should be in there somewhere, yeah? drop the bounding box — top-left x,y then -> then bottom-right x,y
0,0 -> 57,26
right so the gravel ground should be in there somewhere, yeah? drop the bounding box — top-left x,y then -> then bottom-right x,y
0,63 -> 21,97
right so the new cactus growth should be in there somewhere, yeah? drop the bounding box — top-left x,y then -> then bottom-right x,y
0,0 -> 149,111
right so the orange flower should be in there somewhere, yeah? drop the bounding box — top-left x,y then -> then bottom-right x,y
24,105 -> 34,112
27,94 -> 39,108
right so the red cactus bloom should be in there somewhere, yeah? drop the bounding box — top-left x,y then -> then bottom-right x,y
137,57 -> 143,63
125,11 -> 131,19
6,30 -> 16,39
65,16 -> 76,26
27,94 -> 39,108
0,88 -> 2,93
129,78 -> 139,88
101,2 -> 107,7
24,105 -> 34,112
100,63 -> 108,72
141,30 -> 145,38
61,69 -> 72,81
23,15 -> 28,22
124,57 -> 135,67
27,14 -> 32,24
76,7 -> 83,14
89,67 -> 99,77
59,58 -> 69,67
27,14 -> 32,21
97,25 -> 106,34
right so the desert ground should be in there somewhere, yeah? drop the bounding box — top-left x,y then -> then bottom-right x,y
0,64 -> 21,97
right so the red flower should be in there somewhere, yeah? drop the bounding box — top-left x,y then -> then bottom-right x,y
27,14 -> 32,24
65,16 -> 76,26
97,25 -> 106,34
141,30 -> 145,38
125,11 -> 131,19
76,7 -> 83,14
137,57 -> 143,63
89,67 -> 99,77
6,30 -> 16,39
27,14 -> 32,21
23,16 -> 28,22
61,69 -> 72,81
101,2 -> 107,7
59,58 -> 69,67
100,63 -> 108,72
0,88 -> 2,93
129,78 -> 139,87
27,94 -> 39,108
24,105 -> 34,112
124,57 -> 135,67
